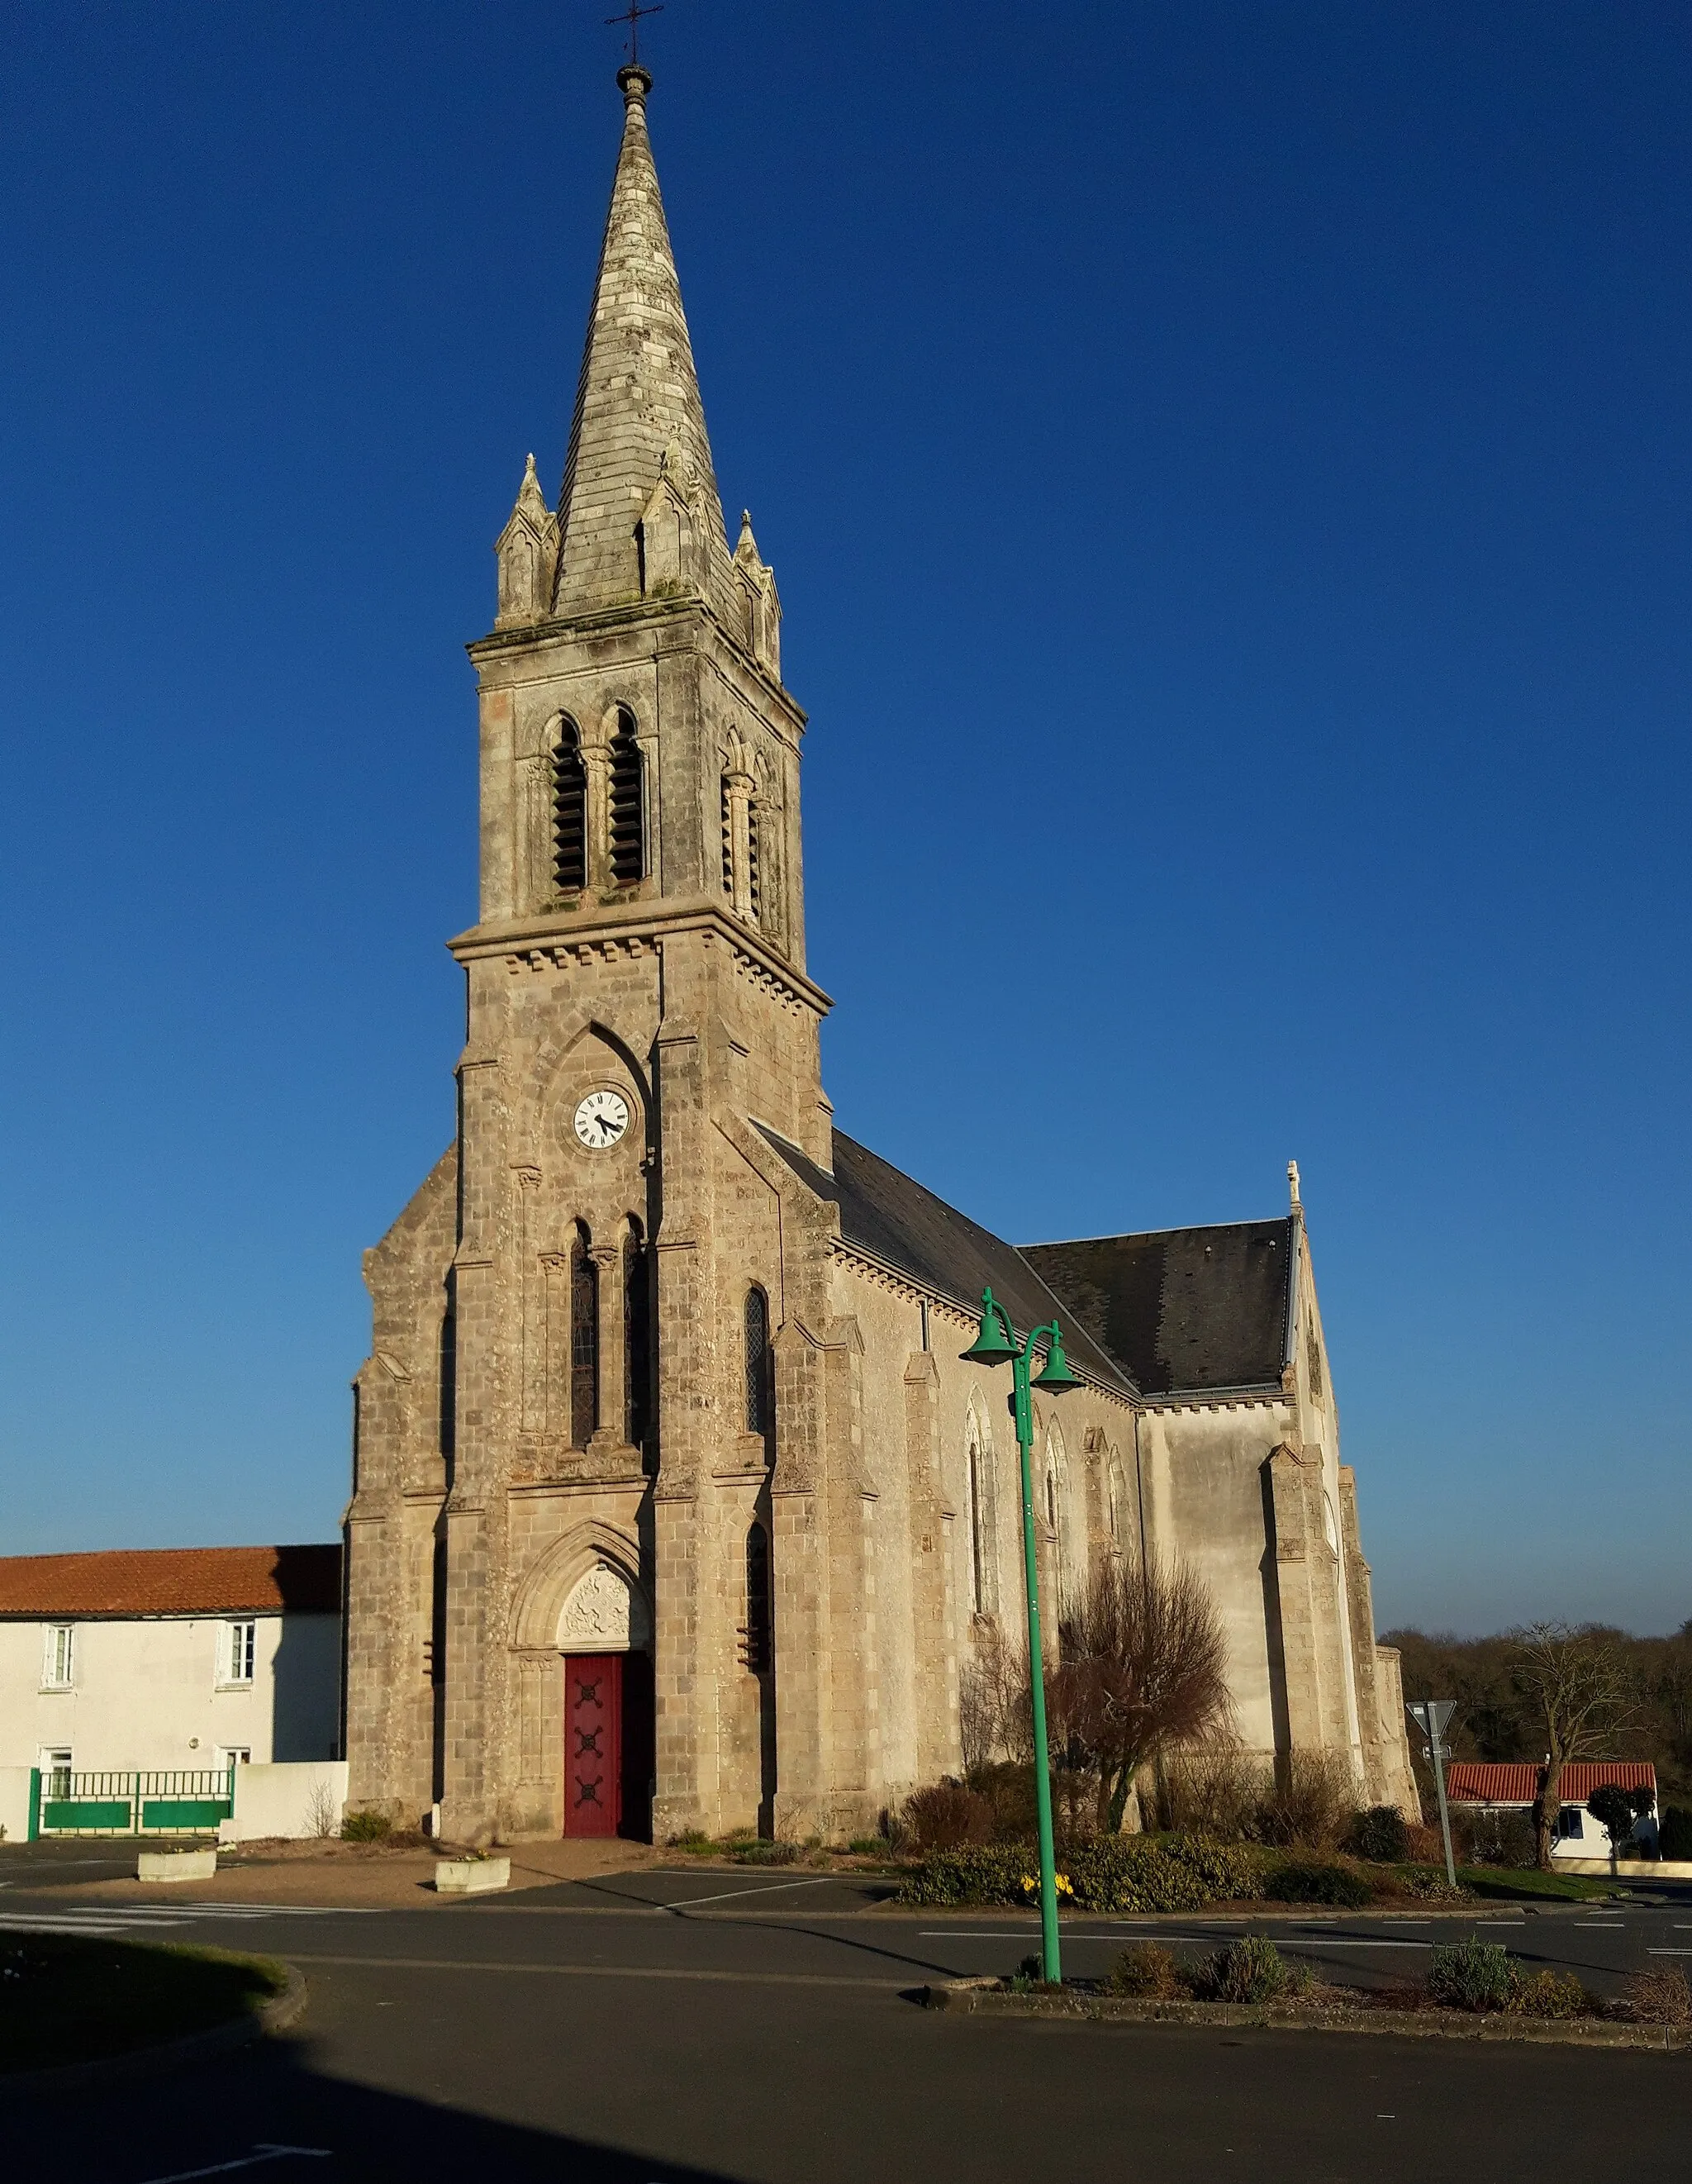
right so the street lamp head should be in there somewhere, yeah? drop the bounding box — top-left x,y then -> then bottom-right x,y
1031,1330 -> 1081,1394
959,1289 -> 1017,1367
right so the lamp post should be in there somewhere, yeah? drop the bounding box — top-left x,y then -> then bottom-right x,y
961,1284 -> 1082,1986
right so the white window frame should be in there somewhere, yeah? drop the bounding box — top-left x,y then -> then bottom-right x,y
39,1745 -> 74,1798
219,1619 -> 257,1687
41,1625 -> 75,1690
216,1745 -> 252,1772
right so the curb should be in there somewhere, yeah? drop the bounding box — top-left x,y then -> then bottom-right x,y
920,1978 -> 1689,2050
0,1963 -> 307,2100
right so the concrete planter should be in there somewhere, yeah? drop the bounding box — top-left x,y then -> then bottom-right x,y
435,1855 -> 510,1895
136,1847 -> 217,1883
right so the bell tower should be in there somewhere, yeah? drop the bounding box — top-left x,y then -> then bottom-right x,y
384,62 -> 834,1841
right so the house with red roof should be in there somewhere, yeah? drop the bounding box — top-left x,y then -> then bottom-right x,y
0,1544 -> 343,1839
1445,1760 -> 1660,1861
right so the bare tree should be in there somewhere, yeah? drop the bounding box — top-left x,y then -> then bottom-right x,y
1509,1622 -> 1637,1868
1048,1558 -> 1233,1834
959,1619 -> 1032,1773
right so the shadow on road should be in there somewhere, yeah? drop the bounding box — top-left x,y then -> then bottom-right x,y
2,2034 -> 750,2184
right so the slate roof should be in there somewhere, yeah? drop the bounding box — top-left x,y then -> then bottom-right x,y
1445,1763 -> 1656,1806
1018,1221 -> 1295,1397
752,1125 -> 1133,1393
0,1544 -> 343,1620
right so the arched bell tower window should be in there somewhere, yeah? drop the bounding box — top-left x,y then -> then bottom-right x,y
744,1285 -> 774,1458
569,1221 -> 599,1449
608,708 -> 646,886
553,720 -> 587,893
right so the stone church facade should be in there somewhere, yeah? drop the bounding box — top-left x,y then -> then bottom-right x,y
342,65 -> 1419,1844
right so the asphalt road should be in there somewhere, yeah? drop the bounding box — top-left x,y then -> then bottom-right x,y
3,1862 -> 1689,2183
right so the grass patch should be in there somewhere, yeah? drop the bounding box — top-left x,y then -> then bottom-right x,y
1454,1864 -> 1614,1902
0,1934 -> 287,2075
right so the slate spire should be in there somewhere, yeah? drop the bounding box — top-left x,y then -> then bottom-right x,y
553,65 -> 727,615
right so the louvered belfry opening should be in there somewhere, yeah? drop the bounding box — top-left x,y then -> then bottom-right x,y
608,709 -> 645,885
745,798 -> 761,923
720,774 -> 734,895
744,1285 -> 774,1458
553,720 -> 587,892
569,1222 -> 599,1449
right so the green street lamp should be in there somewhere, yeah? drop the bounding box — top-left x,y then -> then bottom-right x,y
961,1285 -> 1082,1985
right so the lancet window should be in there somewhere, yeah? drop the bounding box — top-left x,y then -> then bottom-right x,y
625,1217 -> 651,1451
743,1520 -> 773,1674
964,1403 -> 996,1618
553,720 -> 587,893
744,1285 -> 774,1458
569,1222 -> 599,1449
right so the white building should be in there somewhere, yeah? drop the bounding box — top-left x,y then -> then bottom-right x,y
0,1544 -> 342,1836
1445,1761 -> 1660,1860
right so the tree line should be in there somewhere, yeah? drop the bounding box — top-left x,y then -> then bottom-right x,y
1384,1619 -> 1692,1820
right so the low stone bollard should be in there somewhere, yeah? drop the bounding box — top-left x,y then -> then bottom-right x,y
137,1847 -> 218,1883
435,1855 -> 511,1895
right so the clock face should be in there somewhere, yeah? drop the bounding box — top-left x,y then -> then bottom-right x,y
573,1089 -> 630,1151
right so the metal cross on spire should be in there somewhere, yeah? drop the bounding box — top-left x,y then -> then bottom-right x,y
605,0 -> 663,64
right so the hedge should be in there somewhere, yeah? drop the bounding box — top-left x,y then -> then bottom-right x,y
898,1834 -> 1262,1910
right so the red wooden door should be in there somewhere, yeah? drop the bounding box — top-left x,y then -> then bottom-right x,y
563,1653 -> 621,1837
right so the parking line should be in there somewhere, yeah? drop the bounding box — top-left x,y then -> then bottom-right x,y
666,1876 -> 851,1909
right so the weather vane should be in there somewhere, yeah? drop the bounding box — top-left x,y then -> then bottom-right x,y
606,1 -> 663,65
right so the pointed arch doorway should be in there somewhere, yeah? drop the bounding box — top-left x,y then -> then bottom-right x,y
558,1563 -> 654,1839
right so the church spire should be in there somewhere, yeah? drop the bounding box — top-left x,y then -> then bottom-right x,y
553,66 -> 727,616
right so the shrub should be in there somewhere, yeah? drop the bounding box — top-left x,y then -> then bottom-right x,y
1657,1806 -> 1692,1861
1402,1821 -> 1447,1865
1161,1743 -> 1272,1840
899,1845 -> 1029,1906
1507,1970 -> 1590,2020
1255,1753 -> 1355,1851
1196,1934 -> 1303,2004
968,1761 -> 1041,1844
730,1839 -> 800,1865
1107,1942 -> 1189,1999
1622,1965 -> 1692,2025
1262,1860 -> 1373,1908
1062,1834 -> 1261,1913
1343,1806 -> 1409,1863
901,1782 -> 993,1853
1452,1808 -> 1536,1871
1427,1939 -> 1518,2013
898,1833 -> 1260,1911
340,1810 -> 392,1844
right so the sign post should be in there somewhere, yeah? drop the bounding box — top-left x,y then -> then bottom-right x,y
1406,1700 -> 1458,1887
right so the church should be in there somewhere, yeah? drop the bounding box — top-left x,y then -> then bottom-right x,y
342,64 -> 1419,1845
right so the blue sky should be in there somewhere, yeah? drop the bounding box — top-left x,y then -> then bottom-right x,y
2,2 -> 1688,1634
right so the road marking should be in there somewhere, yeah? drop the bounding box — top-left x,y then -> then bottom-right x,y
283,1952 -> 905,1987
668,1875 -> 853,1909
1647,1948 -> 1692,1956
1281,1939 -> 1433,1950
0,1905 -> 385,1937
130,2149 -> 330,2183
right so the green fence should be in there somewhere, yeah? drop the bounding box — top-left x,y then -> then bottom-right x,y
28,1767 -> 236,1839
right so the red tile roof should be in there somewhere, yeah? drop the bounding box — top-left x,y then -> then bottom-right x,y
0,1544 -> 341,1620
1446,1762 -> 1656,1805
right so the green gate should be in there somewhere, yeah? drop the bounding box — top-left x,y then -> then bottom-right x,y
28,1767 -> 236,1839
